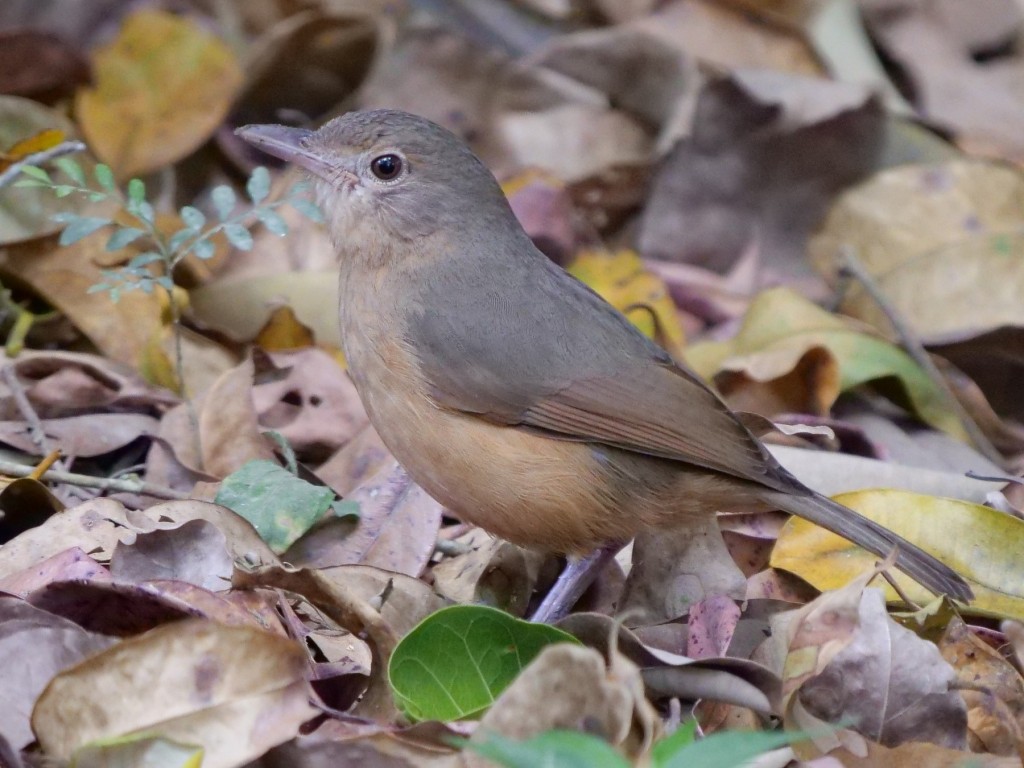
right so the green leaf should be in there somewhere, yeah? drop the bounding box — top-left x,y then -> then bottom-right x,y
13,179 -> 49,188
659,728 -> 810,768
138,201 -> 155,224
466,731 -> 630,768
193,238 -> 215,260
94,164 -> 116,191
180,205 -> 205,231
127,251 -> 162,270
389,605 -> 579,722
19,165 -> 51,182
223,223 -> 253,251
211,185 -> 236,221
128,178 -> 145,205
289,198 -> 323,223
59,216 -> 112,246
650,720 -> 698,764
214,459 -> 336,553
255,207 -> 287,236
54,156 -> 85,185
106,227 -> 146,251
168,228 -> 193,252
247,166 -> 270,204
330,499 -> 361,519
54,185 -> 74,198
87,283 -> 110,294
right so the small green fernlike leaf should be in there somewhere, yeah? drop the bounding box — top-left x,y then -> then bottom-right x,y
59,216 -> 112,246
214,459 -> 336,553
255,207 -> 288,236
466,731 -> 630,768
658,728 -> 811,768
106,227 -> 146,251
247,166 -> 270,204
168,228 -> 193,252
223,222 -> 253,251
211,185 -> 236,221
54,156 -> 85,185
290,198 -> 323,223
138,201 -> 155,225
389,605 -> 579,722
193,238 -> 215,260
127,252 -> 162,270
19,165 -> 51,182
94,163 -> 115,191
180,205 -> 206,231
54,185 -> 74,198
13,178 -> 49,188
128,178 -> 145,205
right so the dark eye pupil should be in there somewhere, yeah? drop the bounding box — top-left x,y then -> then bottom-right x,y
371,154 -> 402,180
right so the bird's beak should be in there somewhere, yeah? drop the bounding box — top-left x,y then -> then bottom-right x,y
235,124 -> 330,179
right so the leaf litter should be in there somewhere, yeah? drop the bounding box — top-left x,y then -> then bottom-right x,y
1,1 -> 1024,767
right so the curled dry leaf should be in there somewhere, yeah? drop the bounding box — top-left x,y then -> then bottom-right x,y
110,518 -> 234,591
284,460 -> 443,578
431,528 -> 555,617
465,642 -> 660,767
619,517 -> 746,625
252,347 -> 368,463
0,412 -> 158,458
558,612 -> 782,715
0,598 -> 116,751
198,356 -> 275,477
938,616 -> 1024,755
31,618 -> 317,767
76,9 -> 243,178
685,287 -> 970,440
0,547 -> 108,598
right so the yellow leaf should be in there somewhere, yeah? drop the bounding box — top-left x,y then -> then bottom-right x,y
684,287 -> 968,440
567,248 -> 686,357
0,128 -> 65,168
771,488 -> 1024,620
255,306 -> 315,351
75,10 -> 243,178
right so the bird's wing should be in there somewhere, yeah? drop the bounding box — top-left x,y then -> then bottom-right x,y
406,251 -> 788,491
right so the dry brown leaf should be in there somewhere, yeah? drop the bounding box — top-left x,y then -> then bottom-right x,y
619,517 -> 747,626
810,160 -> 1024,282
0,547 -> 108,598
199,356 -> 275,477
314,423 -> 394,497
32,618 -> 316,767
0,597 -> 115,751
432,528 -> 555,617
466,642 -> 660,766
109,519 -> 233,591
252,348 -> 368,464
76,9 -> 243,178
284,460 -> 442,577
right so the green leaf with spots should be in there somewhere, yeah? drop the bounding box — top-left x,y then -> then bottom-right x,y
389,605 -> 579,722
214,459 -> 336,553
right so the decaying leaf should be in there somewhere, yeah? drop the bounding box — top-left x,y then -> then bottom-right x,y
76,9 -> 243,178
31,619 -> 316,767
772,489 -> 1024,619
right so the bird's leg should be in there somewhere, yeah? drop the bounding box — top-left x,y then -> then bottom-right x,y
530,542 -> 624,624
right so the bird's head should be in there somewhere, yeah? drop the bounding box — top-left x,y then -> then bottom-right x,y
236,109 -> 510,246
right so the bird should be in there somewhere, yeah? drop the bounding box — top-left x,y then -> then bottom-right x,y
236,109 -> 972,621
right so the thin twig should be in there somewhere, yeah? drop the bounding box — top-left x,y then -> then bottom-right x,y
0,141 -> 87,190
0,458 -> 189,499
838,248 -> 1004,466
879,569 -> 920,610
1,364 -> 61,463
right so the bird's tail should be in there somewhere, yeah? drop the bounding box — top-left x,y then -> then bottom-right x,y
763,489 -> 973,603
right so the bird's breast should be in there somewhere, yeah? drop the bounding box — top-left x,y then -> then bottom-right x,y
337,277 -> 642,553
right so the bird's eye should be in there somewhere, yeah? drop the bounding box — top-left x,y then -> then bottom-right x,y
370,153 -> 403,181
